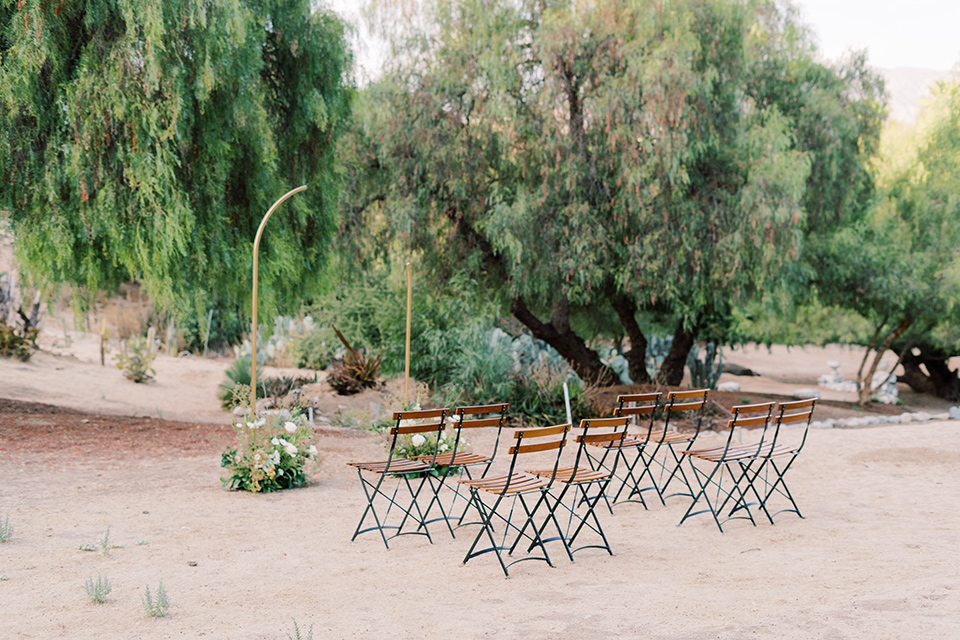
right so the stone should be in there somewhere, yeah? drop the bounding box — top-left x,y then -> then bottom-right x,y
717,381 -> 741,392
949,406 -> 960,420
793,388 -> 821,400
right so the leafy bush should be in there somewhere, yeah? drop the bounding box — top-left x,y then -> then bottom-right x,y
84,574 -> 112,604
221,408 -> 318,493
290,323 -> 337,370
141,581 -> 169,618
114,336 -> 156,383
0,319 -> 37,362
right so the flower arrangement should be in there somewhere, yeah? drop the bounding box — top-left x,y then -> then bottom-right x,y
371,401 -> 466,473
221,403 -> 318,493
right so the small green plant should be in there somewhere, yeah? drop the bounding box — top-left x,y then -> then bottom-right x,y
221,407 -> 319,493
0,319 -> 38,362
141,581 -> 170,617
84,574 -> 112,604
0,513 -> 13,543
287,618 -> 314,640
115,335 -> 156,383
78,525 -> 124,554
740,397 -> 752,404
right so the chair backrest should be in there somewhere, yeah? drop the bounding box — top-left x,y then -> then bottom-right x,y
661,388 -> 710,442
718,402 -> 776,456
772,398 -> 817,452
573,416 -> 631,479
449,402 -> 510,461
614,392 -> 661,443
385,408 -> 449,469
504,423 -> 572,489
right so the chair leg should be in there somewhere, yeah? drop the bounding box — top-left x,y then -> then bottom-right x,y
761,456 -> 803,520
350,470 -> 392,549
566,480 -> 615,556
661,443 -> 696,500
418,472 -> 457,539
677,459 -> 725,533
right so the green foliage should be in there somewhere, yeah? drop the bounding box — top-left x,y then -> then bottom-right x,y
114,336 -> 156,383
287,619 -> 314,640
0,319 -> 36,361
141,581 -> 170,618
219,357 -> 255,409
734,299 -> 874,346
0,0 -> 352,328
221,410 -> 318,493
0,512 -> 12,543
686,343 -> 724,390
290,323 -> 337,370
84,574 -> 112,605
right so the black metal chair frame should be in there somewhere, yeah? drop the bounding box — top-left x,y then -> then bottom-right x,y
347,408 -> 451,549
584,392 -> 661,513
416,402 -> 509,533
645,389 -> 710,502
535,417 -> 630,558
741,399 -> 816,523
678,402 -> 776,533
459,423 -> 571,578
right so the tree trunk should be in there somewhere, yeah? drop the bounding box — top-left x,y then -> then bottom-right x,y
857,318 -> 910,406
899,349 -> 960,402
609,294 -> 652,385
511,296 -> 618,386
656,321 -> 697,386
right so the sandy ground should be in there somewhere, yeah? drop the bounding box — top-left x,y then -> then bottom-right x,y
1,416 -> 959,639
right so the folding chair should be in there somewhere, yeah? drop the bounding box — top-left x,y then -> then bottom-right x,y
746,399 -> 816,524
677,402 -> 776,532
459,423 -> 571,577
582,392 -> 661,512
413,402 -> 509,533
646,389 -> 710,502
528,417 -> 630,558
346,408 -> 450,549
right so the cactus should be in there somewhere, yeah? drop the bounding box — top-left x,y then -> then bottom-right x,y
686,342 -> 723,389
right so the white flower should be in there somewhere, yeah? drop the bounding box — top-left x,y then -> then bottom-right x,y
253,453 -> 262,461
284,444 -> 298,456
449,413 -> 462,422
246,422 -> 256,429
271,451 -> 281,465
308,445 -> 318,458
277,468 -> 284,476
271,438 -> 280,446
284,422 -> 297,433
411,434 -> 426,447
255,418 -> 266,428
439,443 -> 449,452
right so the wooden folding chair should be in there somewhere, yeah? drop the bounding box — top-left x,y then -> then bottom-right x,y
677,402 -> 775,532
413,402 -> 509,533
745,399 -> 816,524
459,423 -> 571,578
646,389 -> 710,502
346,408 -> 450,549
582,392 -> 661,512
528,417 -> 630,559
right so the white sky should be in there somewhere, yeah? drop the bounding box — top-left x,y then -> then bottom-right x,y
325,0 -> 960,80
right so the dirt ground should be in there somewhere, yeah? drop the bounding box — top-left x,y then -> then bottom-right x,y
2,329 -> 960,638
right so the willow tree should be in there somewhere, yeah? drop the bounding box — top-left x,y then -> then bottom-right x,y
0,0 -> 352,341
345,0 -> 880,385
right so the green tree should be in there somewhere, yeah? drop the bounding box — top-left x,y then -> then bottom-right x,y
344,0 -> 880,386
0,0 -> 352,342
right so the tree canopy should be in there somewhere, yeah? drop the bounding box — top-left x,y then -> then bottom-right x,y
0,0 -> 352,342
343,0 -> 883,385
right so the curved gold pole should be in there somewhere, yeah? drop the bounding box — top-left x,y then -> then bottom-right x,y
250,185 -> 307,418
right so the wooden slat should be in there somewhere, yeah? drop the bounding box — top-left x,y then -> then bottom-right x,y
617,392 -> 661,404
778,411 -> 814,424
513,423 -> 570,439
668,389 -> 710,400
392,408 -> 448,420
779,399 -> 816,411
456,403 -> 509,415
579,417 -> 629,429
510,439 -> 565,455
457,417 -> 502,429
726,415 -> 771,429
617,405 -> 657,416
665,401 -> 705,412
577,431 -> 627,444
392,421 -> 444,435
731,402 -> 776,413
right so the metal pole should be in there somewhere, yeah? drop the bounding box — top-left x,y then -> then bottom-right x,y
404,262 -> 412,404
250,185 -> 307,418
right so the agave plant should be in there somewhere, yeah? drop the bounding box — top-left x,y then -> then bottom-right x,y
327,325 -> 381,395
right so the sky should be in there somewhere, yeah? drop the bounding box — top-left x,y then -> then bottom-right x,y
326,0 -> 960,79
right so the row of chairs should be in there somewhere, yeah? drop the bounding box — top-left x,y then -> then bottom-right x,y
346,392 -> 816,575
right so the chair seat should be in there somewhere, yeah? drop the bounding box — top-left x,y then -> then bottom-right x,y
458,472 -> 548,495
347,459 -> 432,474
413,451 -> 490,466
585,436 -> 646,449
526,466 -> 609,484
649,429 -> 696,444
685,442 -> 795,463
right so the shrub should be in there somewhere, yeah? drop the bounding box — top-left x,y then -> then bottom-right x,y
141,581 -> 169,618
115,335 -> 156,383
221,408 -> 318,493
0,319 -> 37,362
290,323 -> 337,370
218,358 -> 315,409
327,349 -> 382,395
84,574 -> 112,604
